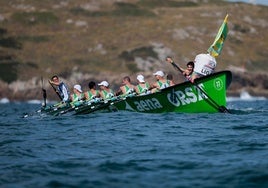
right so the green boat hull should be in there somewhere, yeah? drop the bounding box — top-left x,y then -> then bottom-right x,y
110,71 -> 232,113
41,71 -> 232,115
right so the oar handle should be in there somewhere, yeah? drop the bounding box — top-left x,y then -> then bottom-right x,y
41,77 -> 47,107
171,62 -> 183,73
48,80 -> 63,100
42,88 -> 47,107
166,57 -> 183,73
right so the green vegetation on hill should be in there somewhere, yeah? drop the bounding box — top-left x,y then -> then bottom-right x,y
11,11 -> 58,25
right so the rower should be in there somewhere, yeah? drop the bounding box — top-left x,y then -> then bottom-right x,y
70,84 -> 84,107
135,74 -> 151,95
150,71 -> 170,93
84,81 -> 101,101
98,81 -> 115,100
116,76 -> 136,97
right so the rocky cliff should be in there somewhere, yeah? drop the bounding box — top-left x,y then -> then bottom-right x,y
0,0 -> 267,101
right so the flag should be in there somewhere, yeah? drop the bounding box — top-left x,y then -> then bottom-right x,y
207,14 -> 229,58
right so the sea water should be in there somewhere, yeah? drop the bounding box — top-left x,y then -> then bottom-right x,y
1,95 -> 268,188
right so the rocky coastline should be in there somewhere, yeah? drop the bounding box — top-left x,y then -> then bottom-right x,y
0,0 -> 267,103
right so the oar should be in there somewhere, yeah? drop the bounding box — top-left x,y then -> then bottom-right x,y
48,79 -> 63,101
41,77 -> 47,107
166,57 -> 230,113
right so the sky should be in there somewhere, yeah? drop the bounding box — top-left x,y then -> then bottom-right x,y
227,0 -> 268,6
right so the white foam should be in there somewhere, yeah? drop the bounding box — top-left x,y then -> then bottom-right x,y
27,100 -> 43,104
0,98 -> 10,104
227,91 -> 266,102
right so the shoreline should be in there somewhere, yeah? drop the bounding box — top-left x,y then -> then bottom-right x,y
1,71 -> 267,102
1,90 -> 267,103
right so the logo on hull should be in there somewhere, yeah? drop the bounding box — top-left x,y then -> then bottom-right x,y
167,84 -> 207,107
129,84 -> 208,112
133,98 -> 163,112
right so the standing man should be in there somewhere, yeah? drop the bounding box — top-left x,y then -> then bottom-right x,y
191,53 -> 217,82
49,75 -> 70,102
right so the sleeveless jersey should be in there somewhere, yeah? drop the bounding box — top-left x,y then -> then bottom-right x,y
101,89 -> 114,99
71,93 -> 84,106
86,90 -> 100,100
137,82 -> 150,94
157,80 -> 170,89
122,85 -> 135,95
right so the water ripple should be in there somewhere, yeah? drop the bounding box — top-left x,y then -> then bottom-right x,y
0,101 -> 268,187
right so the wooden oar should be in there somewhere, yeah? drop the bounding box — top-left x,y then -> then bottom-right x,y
167,57 -> 230,113
41,77 -> 47,107
48,79 -> 63,101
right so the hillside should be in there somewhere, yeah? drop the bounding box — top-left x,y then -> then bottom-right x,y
0,0 -> 267,101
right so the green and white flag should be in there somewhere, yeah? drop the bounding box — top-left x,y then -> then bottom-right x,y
208,14 -> 229,58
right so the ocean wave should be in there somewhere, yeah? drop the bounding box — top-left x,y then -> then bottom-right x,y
27,100 -> 43,104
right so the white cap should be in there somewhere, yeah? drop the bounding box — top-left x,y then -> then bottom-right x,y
98,81 -> 109,87
153,71 -> 164,77
74,84 -> 82,92
137,74 -> 145,83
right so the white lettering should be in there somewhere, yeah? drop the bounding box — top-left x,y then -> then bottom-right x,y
140,100 -> 149,111
134,98 -> 163,111
135,101 -> 143,111
195,84 -> 207,100
152,98 -> 162,108
185,87 -> 197,103
168,89 -> 181,106
167,85 -> 206,107
176,90 -> 190,105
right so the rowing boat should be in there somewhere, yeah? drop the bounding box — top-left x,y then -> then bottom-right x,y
40,70 -> 232,115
